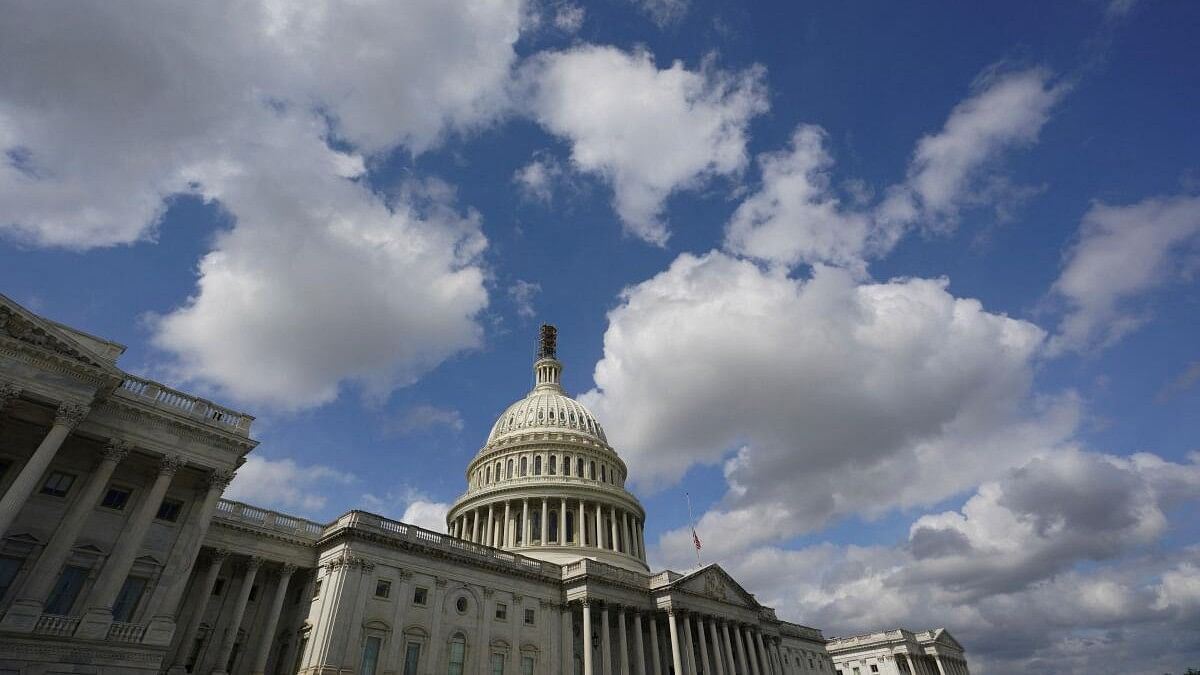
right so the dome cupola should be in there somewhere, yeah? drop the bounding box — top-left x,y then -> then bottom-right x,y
446,324 -> 648,571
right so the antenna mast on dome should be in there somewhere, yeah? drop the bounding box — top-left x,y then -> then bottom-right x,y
537,323 -> 557,360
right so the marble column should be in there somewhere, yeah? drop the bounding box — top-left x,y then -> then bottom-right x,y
504,501 -> 512,546
210,556 -> 262,675
561,498 -> 568,545
541,498 -> 549,544
934,655 -> 948,675
734,625 -> 750,675
696,615 -> 712,675
0,402 -> 88,538
579,499 -> 587,545
752,631 -> 769,675
602,605 -> 613,675
720,622 -> 737,675
595,501 -> 605,549
522,499 -> 530,545
680,613 -> 696,675
622,512 -> 633,556
167,549 -> 229,674
618,607 -> 630,675
472,508 -> 481,542
75,454 -> 184,639
583,601 -> 594,675
668,611 -> 685,675
708,619 -> 726,675
649,614 -> 663,675
609,506 -> 620,552
562,605 -> 574,675
1,438 -> 130,631
904,654 -> 917,675
741,627 -> 760,675
486,504 -> 495,546
143,467 -> 236,646
633,610 -> 648,675
247,564 -> 296,675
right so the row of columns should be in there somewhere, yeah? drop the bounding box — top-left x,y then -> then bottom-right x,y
451,497 -> 646,560
168,549 -> 301,675
899,652 -> 969,675
0,391 -> 235,644
576,602 -> 788,675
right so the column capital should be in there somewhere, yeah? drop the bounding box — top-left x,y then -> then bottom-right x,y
243,555 -> 264,573
0,382 -> 21,408
206,467 -> 236,492
101,438 -> 132,463
279,562 -> 298,577
158,453 -> 186,476
210,548 -> 232,563
54,402 -> 90,429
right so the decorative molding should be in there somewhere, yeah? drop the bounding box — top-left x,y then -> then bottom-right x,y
210,548 -> 232,564
95,396 -> 256,452
0,381 -> 21,409
54,402 -> 90,429
280,562 -> 299,577
0,305 -> 101,367
322,552 -> 374,572
243,555 -> 264,573
158,453 -> 186,476
207,468 -> 236,492
101,438 -> 132,463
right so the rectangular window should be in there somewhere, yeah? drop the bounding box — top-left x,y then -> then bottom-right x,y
413,586 -> 428,605
40,471 -> 75,497
156,498 -> 184,522
491,653 -> 505,675
523,608 -> 535,625
0,555 -> 22,599
495,602 -> 507,620
360,635 -> 382,675
112,575 -> 147,622
870,666 -> 879,673
100,486 -> 132,510
213,578 -> 226,596
45,565 -> 88,615
521,655 -> 534,675
375,579 -> 391,598
402,642 -> 421,675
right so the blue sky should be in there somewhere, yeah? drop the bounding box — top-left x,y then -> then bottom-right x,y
2,1 -> 1198,672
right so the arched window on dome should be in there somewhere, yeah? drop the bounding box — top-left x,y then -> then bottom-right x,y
549,409 -> 555,421
600,465 -> 606,482
506,459 -> 513,479
577,457 -> 584,477
549,455 -> 557,475
520,457 -> 527,477
495,461 -> 502,481
486,466 -> 492,483
563,456 -> 571,476
589,461 -> 596,480
534,456 -> 542,476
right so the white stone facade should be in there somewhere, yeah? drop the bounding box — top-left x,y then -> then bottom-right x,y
0,295 -> 970,675
826,629 -> 970,675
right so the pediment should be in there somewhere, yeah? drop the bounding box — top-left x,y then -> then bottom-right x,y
0,294 -> 123,373
674,565 -> 759,609
3,532 -> 43,544
73,543 -> 106,555
928,628 -> 963,651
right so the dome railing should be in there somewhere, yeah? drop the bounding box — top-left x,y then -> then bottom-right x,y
454,474 -> 644,507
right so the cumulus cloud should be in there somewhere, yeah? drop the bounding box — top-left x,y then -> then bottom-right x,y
514,154 -> 566,203
225,454 -> 356,514
0,2 -> 520,408
727,67 -> 1065,271
683,450 -> 1200,673
519,46 -> 767,244
582,251 -> 1075,551
508,280 -> 543,319
361,487 -> 452,532
384,405 -> 465,436
1048,194 -> 1200,354
632,0 -> 690,27
553,3 -> 586,33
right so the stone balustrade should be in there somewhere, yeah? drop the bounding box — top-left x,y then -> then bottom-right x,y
33,614 -> 79,636
107,621 -> 147,643
213,499 -> 325,539
116,375 -> 254,435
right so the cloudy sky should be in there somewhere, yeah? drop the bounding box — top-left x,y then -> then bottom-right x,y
2,1 -> 1198,672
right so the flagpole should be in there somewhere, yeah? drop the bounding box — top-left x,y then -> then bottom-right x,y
686,491 -> 702,569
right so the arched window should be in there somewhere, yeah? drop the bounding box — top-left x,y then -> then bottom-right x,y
577,458 -> 584,478
447,634 -> 466,675
520,457 -> 527,477
486,466 -> 492,483
601,465 -> 606,482
549,455 -> 557,475
589,461 -> 596,480
496,461 -> 502,481
534,456 -> 542,475
563,456 -> 571,476
506,460 -> 513,479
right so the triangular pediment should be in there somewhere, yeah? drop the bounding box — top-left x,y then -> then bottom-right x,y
73,543 -> 106,555
0,294 -> 124,373
2,532 -> 43,545
925,628 -> 963,651
673,565 -> 759,609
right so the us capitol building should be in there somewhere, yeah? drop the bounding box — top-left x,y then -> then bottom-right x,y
0,294 -> 970,675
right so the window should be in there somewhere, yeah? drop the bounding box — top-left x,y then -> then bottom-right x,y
491,653 -> 505,675
519,457 -> 527,477
375,579 -> 391,598
360,636 -> 382,675
600,465 -> 606,482
413,586 -> 428,606
0,556 -> 22,599
870,666 -> 879,673
533,456 -> 542,475
506,460 -> 513,479
577,459 -> 584,477
455,596 -> 468,613
524,608 -> 535,625
486,466 -> 492,483
589,462 -> 596,479
495,602 -> 507,620
549,455 -> 557,475
403,642 -> 421,675
563,457 -> 571,476
312,579 -> 322,598
156,498 -> 184,522
112,576 -> 147,622
213,578 -> 227,596
521,655 -> 535,675
40,471 -> 75,497
447,634 -> 466,675
45,565 -> 88,615
100,486 -> 132,510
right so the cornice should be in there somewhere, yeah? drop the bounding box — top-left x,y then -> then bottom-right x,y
0,338 -> 117,390
96,396 -> 257,453
209,517 -> 322,550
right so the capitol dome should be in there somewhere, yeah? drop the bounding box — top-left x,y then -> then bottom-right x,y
447,325 -> 648,571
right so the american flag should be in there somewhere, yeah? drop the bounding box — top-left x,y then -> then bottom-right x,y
692,527 -> 702,551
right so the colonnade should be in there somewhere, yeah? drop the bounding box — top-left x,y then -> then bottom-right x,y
0,391 -> 235,644
167,549 -> 302,675
450,497 -> 646,560
574,601 -> 789,675
899,652 -> 970,675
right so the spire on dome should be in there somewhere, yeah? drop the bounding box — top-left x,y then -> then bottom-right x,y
533,324 -> 562,391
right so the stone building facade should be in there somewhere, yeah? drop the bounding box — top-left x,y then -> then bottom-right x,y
826,629 -> 969,675
0,294 -> 969,675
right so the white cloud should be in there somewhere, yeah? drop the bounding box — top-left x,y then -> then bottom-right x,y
631,0 -> 690,27
519,46 -> 767,245
726,67 -> 1065,271
582,251 -> 1073,550
402,500 -> 453,532
508,280 -> 543,319
553,4 -> 586,33
1048,194 -> 1200,354
360,487 -> 451,532
225,454 -> 356,514
385,404 -> 465,436
514,154 -> 565,203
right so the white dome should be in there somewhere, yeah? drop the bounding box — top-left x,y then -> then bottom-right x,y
486,388 -> 607,446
